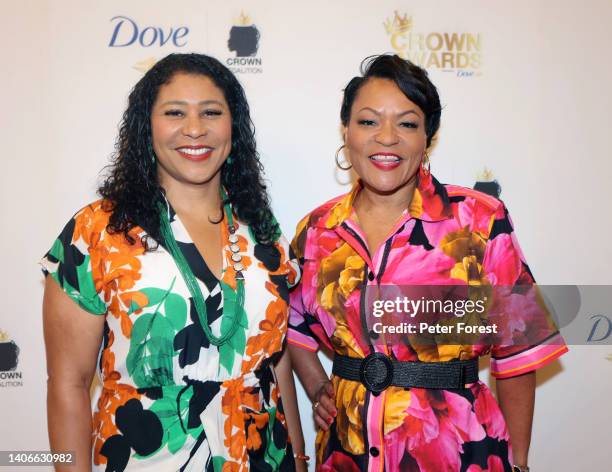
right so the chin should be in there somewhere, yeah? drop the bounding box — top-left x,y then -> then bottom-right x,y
364,178 -> 408,195
176,162 -> 224,185
187,172 -> 222,185
166,167 -> 219,186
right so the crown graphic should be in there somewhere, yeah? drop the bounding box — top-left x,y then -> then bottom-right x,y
133,57 -> 158,74
384,11 -> 412,35
234,11 -> 252,26
0,330 -> 9,343
477,167 -> 495,181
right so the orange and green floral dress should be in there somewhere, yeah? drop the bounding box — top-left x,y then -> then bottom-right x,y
288,171 -> 568,472
41,199 -> 299,471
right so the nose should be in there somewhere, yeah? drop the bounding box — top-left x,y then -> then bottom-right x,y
375,120 -> 399,146
182,113 -> 207,139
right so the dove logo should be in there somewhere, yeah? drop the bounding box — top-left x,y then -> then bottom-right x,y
108,16 -> 189,48
587,315 -> 612,343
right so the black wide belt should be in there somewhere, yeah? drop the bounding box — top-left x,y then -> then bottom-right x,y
332,353 -> 479,393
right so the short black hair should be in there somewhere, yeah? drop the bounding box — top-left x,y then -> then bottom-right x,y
340,54 -> 442,147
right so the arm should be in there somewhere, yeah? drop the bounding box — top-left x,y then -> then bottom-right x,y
484,203 -> 567,468
288,345 -> 336,432
274,348 -> 307,472
496,371 -> 536,468
43,277 -> 105,472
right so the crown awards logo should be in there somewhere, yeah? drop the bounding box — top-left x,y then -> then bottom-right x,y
0,330 -> 23,388
384,12 -> 482,77
226,11 -> 262,74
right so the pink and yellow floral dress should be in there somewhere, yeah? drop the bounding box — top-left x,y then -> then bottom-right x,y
288,171 -> 568,472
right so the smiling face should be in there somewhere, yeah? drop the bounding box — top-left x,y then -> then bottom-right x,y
344,78 -> 427,195
151,72 -> 232,191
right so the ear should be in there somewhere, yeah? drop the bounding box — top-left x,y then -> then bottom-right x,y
341,125 -> 348,143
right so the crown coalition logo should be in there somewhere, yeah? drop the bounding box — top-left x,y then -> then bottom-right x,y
226,11 -> 262,74
384,11 -> 482,77
0,330 -> 23,388
473,167 -> 502,198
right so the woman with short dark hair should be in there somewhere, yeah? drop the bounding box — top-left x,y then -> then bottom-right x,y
288,54 -> 567,472
42,53 -> 307,471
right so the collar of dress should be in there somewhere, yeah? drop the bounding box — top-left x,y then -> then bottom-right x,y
318,169 -> 453,230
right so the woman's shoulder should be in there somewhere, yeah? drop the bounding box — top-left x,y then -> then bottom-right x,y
444,183 -> 505,215
289,192 -> 349,258
295,192 -> 350,231
71,198 -> 112,220
62,198 -> 145,249
68,198 -> 114,235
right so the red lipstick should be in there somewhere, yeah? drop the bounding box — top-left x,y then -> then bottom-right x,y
368,152 -> 402,171
176,145 -> 214,161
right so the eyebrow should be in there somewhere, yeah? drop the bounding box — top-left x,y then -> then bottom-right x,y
159,99 -> 225,107
358,107 -> 421,117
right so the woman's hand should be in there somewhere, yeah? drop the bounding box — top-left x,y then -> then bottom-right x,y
288,345 -> 338,433
312,379 -> 337,431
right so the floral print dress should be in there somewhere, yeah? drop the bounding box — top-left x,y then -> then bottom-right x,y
288,170 -> 568,472
41,200 -> 299,471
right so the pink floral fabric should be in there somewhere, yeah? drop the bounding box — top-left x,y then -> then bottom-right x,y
288,170 -> 567,471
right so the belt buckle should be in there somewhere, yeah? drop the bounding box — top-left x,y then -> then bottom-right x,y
360,353 -> 393,394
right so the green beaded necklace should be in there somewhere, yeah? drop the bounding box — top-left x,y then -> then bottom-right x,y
158,190 -> 245,347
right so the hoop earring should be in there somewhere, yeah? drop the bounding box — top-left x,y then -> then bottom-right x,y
335,144 -> 352,170
421,151 -> 430,175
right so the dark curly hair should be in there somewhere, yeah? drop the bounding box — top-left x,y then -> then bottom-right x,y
340,54 -> 442,147
98,53 -> 279,249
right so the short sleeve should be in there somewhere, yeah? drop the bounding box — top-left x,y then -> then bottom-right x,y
40,205 -> 107,315
276,234 -> 300,290
287,215 -> 324,352
484,203 -> 568,378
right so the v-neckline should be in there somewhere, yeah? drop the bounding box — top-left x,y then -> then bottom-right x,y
168,204 -> 227,289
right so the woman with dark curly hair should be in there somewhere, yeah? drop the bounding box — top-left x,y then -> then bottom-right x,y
41,53 -> 307,471
288,54 -> 567,471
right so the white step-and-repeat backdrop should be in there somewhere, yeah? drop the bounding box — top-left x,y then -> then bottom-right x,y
2,0 -> 611,470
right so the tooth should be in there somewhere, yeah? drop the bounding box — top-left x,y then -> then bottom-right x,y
371,154 -> 400,162
180,148 -> 211,155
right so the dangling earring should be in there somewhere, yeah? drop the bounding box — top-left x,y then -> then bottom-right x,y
335,144 -> 352,170
226,155 -> 234,164
420,151 -> 430,175
147,142 -> 157,163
